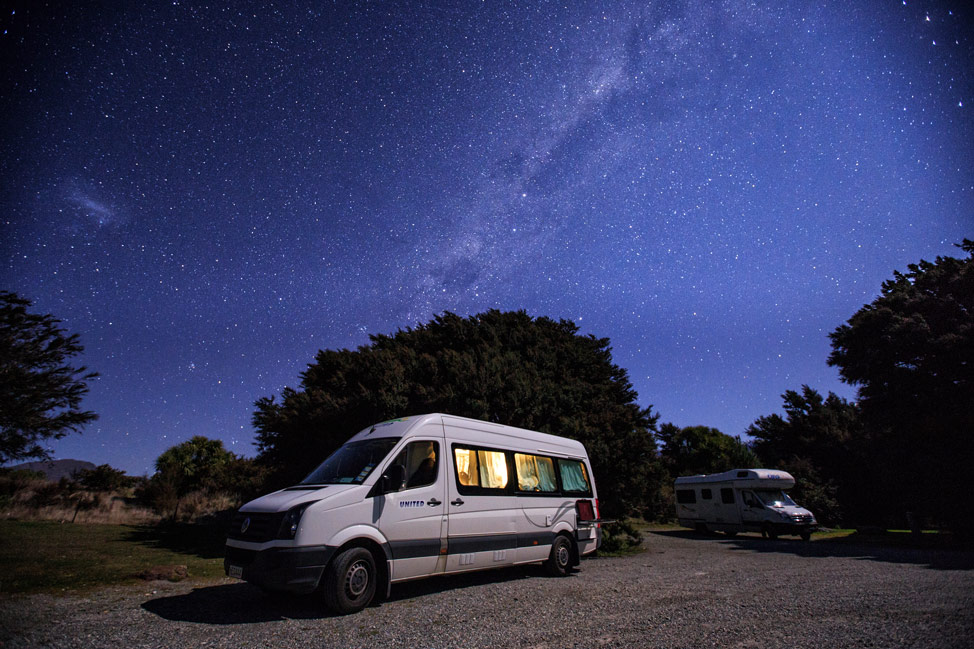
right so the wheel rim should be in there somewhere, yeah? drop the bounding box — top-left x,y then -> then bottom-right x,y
345,560 -> 370,598
556,542 -> 570,567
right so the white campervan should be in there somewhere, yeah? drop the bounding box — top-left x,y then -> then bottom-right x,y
225,413 -> 605,613
674,469 -> 817,541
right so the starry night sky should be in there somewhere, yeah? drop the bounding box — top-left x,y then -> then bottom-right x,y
2,1 -> 971,475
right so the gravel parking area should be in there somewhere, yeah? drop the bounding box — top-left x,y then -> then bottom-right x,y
2,530 -> 972,648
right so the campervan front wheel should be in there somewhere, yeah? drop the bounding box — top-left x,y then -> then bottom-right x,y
544,534 -> 574,577
323,547 -> 377,615
761,524 -> 778,540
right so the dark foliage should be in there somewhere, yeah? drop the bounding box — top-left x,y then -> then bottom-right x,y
657,423 -> 759,478
142,436 -> 264,520
0,292 -> 98,463
828,240 -> 974,533
746,386 -> 862,525
748,387 -> 860,471
253,309 -> 662,518
75,464 -> 135,492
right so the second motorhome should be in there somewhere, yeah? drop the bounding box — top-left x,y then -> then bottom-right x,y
675,469 -> 817,540
225,414 -> 605,613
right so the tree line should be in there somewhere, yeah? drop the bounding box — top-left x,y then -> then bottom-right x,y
2,241 -> 971,535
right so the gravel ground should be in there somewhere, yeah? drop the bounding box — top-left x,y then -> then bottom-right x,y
2,530 -> 972,648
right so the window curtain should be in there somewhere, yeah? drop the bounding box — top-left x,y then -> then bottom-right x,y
559,460 -> 589,492
515,454 -> 557,492
478,450 -> 508,488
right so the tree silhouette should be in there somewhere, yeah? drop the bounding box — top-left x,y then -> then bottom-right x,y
0,291 -> 98,464
746,386 -> 862,525
253,310 -> 662,518
152,436 -> 234,520
657,423 -> 758,478
828,240 -> 974,532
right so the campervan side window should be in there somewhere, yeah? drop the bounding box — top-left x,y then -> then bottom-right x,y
720,488 -> 735,504
701,488 -> 713,500
676,489 -> 696,504
557,459 -> 592,496
453,446 -> 509,493
388,441 -> 439,490
514,453 -> 557,493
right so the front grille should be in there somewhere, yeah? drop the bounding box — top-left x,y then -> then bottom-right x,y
227,511 -> 284,542
225,545 -> 257,566
791,514 -> 814,524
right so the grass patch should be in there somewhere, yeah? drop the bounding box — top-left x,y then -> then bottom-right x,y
818,527 -> 958,549
0,520 -> 227,595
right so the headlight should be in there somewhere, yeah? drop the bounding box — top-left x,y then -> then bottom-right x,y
277,502 -> 313,539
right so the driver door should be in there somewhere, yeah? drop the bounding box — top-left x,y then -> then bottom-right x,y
375,439 -> 448,581
740,490 -> 763,525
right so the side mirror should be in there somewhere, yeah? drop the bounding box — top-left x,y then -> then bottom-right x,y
381,464 -> 407,494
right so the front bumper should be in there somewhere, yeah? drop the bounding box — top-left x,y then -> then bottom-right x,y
224,544 -> 336,594
767,521 -> 817,536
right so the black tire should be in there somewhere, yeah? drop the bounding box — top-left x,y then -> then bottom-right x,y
694,523 -> 709,535
762,524 -> 778,540
800,530 -> 811,542
322,547 -> 377,615
724,531 -> 737,538
544,535 -> 574,577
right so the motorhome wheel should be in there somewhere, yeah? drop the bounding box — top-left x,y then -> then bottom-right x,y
323,547 -> 377,614
544,535 -> 574,577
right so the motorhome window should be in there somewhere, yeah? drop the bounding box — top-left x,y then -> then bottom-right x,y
676,489 -> 696,504
388,441 -> 439,490
754,489 -> 796,508
701,488 -> 712,500
720,488 -> 735,504
300,437 -> 400,485
514,453 -> 557,493
453,446 -> 509,491
558,459 -> 592,495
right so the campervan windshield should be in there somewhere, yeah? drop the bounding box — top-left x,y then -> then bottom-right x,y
755,489 -> 796,508
300,437 -> 400,485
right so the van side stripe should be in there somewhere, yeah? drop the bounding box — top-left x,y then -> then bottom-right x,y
388,538 -> 442,559
516,531 -> 555,548
448,534 -> 518,554
389,532 -> 558,560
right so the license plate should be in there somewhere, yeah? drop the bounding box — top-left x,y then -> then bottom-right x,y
228,565 -> 243,579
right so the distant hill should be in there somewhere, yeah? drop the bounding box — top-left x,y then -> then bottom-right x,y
6,459 -> 96,481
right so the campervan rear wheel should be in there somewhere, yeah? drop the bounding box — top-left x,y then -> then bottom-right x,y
544,534 -> 574,577
323,547 -> 377,614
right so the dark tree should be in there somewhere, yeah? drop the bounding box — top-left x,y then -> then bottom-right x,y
151,436 -> 235,520
657,423 -> 759,478
828,240 -> 974,532
253,310 -> 662,518
746,386 -> 862,525
0,292 -> 98,464
75,463 -> 133,492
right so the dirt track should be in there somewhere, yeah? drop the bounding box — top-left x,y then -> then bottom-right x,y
2,530 -> 972,648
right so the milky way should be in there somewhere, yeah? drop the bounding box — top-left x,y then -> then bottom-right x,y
1,1 -> 971,474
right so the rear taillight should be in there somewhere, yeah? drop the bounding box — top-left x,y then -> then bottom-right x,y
576,499 -> 595,521
595,498 -> 601,528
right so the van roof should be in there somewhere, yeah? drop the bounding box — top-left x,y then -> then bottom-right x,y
346,413 -> 588,458
674,468 -> 795,486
